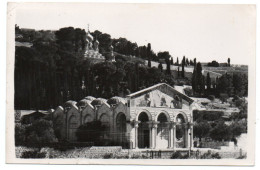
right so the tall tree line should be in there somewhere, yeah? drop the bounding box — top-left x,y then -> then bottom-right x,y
15,26 -> 176,110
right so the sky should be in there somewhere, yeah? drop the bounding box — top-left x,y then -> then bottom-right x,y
14,3 -> 255,65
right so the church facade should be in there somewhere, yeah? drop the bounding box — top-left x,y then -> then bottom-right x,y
53,83 -> 195,150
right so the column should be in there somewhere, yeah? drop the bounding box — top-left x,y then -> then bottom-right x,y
184,123 -> 189,148
189,123 -> 194,150
172,123 -> 176,149
134,122 -> 139,149
148,122 -> 153,149
166,122 -> 171,148
153,123 -> 158,149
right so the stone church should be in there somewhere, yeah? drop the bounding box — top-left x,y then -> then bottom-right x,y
53,83 -> 196,150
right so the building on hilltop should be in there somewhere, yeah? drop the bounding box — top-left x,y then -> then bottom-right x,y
84,28 -> 105,60
52,83 -> 196,150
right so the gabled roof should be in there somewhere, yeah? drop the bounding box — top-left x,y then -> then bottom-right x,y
127,83 -> 194,104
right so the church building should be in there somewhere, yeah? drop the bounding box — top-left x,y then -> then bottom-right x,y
53,83 -> 195,150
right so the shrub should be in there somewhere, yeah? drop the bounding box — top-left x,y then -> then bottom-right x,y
76,121 -> 105,144
184,87 -> 193,96
200,150 -> 221,159
171,151 -> 189,159
21,150 -> 46,159
208,95 -> 215,101
25,119 -> 58,147
103,153 -> 113,159
15,123 -> 27,146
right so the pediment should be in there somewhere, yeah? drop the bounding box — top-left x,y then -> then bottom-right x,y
127,83 -> 193,108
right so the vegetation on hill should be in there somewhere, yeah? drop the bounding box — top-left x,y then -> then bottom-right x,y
15,26 -> 176,110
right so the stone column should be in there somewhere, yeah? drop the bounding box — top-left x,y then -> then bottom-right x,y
166,122 -> 171,148
172,122 -> 176,149
189,123 -> 194,150
135,123 -> 139,149
153,122 -> 159,149
184,123 -> 189,148
148,122 -> 153,149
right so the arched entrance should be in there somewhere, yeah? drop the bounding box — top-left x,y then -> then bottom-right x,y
99,113 -> 110,142
138,112 -> 150,148
176,114 -> 186,148
116,113 -> 126,147
157,113 -> 169,148
68,115 -> 78,141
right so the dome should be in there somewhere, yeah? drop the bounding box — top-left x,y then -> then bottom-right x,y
86,32 -> 93,41
78,99 -> 92,107
64,100 -> 77,108
84,96 -> 96,101
91,98 -> 107,106
107,96 -> 127,105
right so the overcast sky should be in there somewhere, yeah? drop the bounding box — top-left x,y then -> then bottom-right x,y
14,3 -> 255,65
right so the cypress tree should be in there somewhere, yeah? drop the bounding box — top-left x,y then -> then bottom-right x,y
147,43 -> 151,67
181,56 -> 185,78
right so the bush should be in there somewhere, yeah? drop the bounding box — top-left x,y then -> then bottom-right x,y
184,87 -> 193,96
15,123 -> 27,146
103,153 -> 113,159
171,151 -> 189,159
208,95 -> 215,101
21,150 -> 46,159
15,119 -> 58,147
25,119 -> 58,147
76,121 -> 105,144
200,150 -> 221,159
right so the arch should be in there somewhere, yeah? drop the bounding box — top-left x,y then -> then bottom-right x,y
84,114 -> 94,124
137,111 -> 150,148
68,115 -> 78,129
116,113 -> 127,135
175,112 -> 188,123
175,113 -> 187,148
97,103 -> 112,120
156,112 -> 170,149
99,113 -> 110,128
135,109 -> 152,121
155,111 -> 171,122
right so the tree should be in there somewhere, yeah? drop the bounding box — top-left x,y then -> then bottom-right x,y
196,62 -> 204,94
219,93 -> 228,103
228,58 -> 230,66
217,73 -> 234,96
166,60 -> 171,75
158,63 -> 163,72
210,121 -> 232,141
206,72 -> 211,92
21,119 -> 58,147
76,121 -> 105,143
170,58 -> 174,65
181,56 -> 185,78
176,57 -> 179,66
208,60 -> 219,67
233,73 -> 247,97
194,121 -> 211,141
147,43 -> 151,67
186,58 -> 189,65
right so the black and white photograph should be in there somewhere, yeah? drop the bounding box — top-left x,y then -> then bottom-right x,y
5,2 -> 256,165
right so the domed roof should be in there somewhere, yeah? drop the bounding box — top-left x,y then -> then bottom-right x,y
84,96 -> 96,101
64,100 -> 77,107
91,98 -> 107,106
86,32 -> 93,41
78,99 -> 92,107
107,96 -> 127,105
